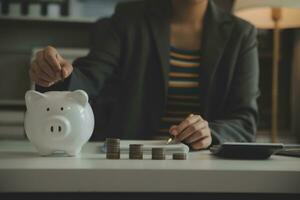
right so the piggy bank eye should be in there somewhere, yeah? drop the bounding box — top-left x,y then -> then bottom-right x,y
46,108 -> 50,112
60,107 -> 64,111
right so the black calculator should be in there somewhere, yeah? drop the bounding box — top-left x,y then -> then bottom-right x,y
210,142 -> 284,159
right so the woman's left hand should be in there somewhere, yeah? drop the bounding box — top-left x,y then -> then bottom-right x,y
169,114 -> 212,150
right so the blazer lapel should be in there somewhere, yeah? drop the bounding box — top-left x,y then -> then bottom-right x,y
146,0 -> 171,101
200,1 -> 234,118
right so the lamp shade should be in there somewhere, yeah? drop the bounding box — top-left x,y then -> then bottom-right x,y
234,0 -> 300,29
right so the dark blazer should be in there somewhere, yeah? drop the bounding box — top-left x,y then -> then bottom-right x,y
37,0 -> 260,144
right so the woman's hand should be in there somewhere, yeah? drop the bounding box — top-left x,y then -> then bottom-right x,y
169,114 -> 212,150
29,46 -> 73,87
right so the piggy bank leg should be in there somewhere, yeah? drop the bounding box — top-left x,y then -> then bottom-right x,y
66,148 -> 81,157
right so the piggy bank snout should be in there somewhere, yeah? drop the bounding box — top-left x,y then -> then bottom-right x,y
45,116 -> 70,138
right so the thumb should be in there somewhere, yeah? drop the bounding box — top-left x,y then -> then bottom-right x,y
60,61 -> 73,79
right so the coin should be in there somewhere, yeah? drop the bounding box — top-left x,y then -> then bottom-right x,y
105,138 -> 120,159
129,144 -> 143,159
172,153 -> 187,160
152,147 -> 165,160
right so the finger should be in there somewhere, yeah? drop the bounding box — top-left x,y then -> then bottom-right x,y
33,62 -> 56,83
36,75 -> 55,87
30,69 -> 54,87
36,50 -> 57,76
184,128 -> 208,144
177,119 -> 208,141
32,60 -> 55,82
189,113 -> 203,120
177,120 -> 208,142
43,46 -> 61,72
31,67 -> 52,84
31,65 -> 55,84
61,61 -> 73,79
35,50 -> 44,61
190,136 -> 212,150
36,79 -> 54,87
175,114 -> 202,135
35,58 -> 56,80
169,125 -> 178,136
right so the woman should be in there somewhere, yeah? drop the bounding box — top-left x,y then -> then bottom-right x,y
30,0 -> 260,150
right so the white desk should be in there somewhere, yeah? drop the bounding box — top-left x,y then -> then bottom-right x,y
0,140 -> 299,194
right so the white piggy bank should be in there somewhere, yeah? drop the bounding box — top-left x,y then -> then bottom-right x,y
24,90 -> 94,156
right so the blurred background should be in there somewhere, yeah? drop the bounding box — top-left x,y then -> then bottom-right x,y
0,0 -> 299,144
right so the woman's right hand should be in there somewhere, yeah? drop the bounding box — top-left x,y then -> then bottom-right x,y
29,46 -> 73,87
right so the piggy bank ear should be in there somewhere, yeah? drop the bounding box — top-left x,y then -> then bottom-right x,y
68,90 -> 89,107
25,90 -> 46,110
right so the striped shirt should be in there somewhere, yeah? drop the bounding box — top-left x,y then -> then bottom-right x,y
157,46 -> 201,137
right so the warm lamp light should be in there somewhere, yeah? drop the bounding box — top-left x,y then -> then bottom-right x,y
234,0 -> 300,29
234,0 -> 300,142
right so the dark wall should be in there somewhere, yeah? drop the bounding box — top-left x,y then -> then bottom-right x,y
0,20 -> 90,103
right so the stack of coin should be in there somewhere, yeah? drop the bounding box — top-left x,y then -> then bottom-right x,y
152,147 -> 165,160
172,153 -> 187,160
129,144 -> 143,159
106,138 -> 120,159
